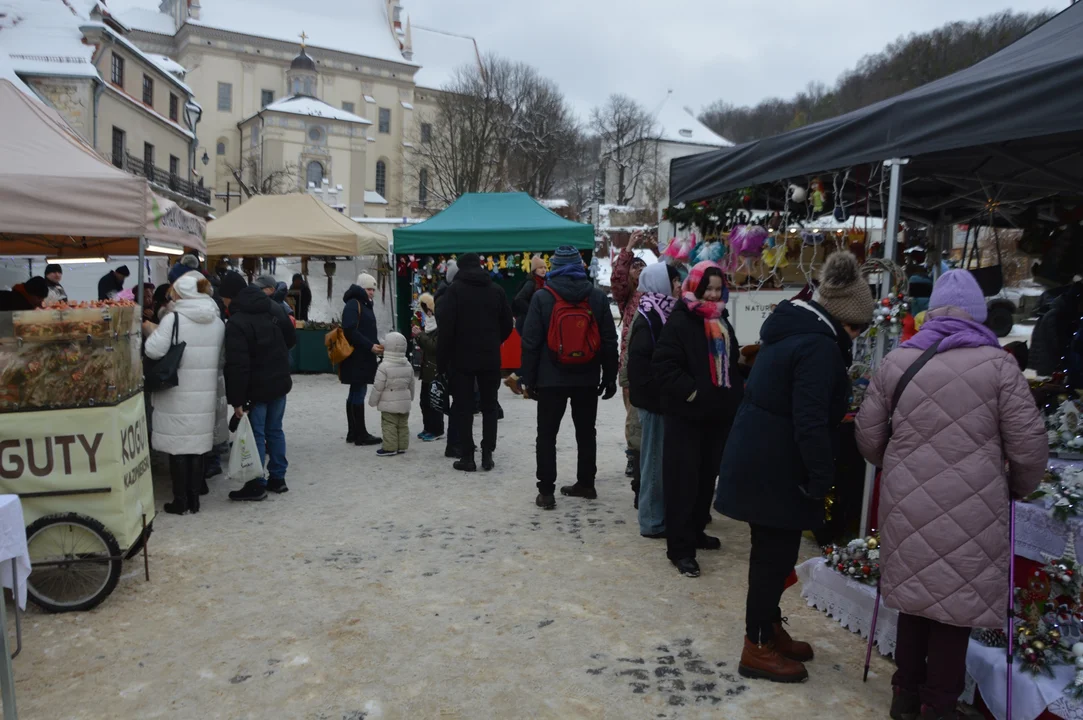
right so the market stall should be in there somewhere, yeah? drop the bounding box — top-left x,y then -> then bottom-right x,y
391,192 -> 595,369
205,192 -> 388,372
0,78 -> 207,611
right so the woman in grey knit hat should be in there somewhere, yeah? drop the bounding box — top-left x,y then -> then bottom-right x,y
715,251 -> 875,683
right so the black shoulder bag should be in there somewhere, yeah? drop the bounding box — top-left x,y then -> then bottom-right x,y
887,340 -> 942,437
144,315 -> 187,392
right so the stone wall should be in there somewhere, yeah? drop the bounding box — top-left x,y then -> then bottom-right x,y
27,77 -> 94,141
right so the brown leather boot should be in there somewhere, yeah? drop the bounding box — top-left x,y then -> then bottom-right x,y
738,637 -> 809,683
773,619 -> 814,662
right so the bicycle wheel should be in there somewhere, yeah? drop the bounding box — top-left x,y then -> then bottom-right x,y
25,513 -> 122,613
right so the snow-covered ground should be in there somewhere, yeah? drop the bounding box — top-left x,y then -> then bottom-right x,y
13,375 -> 897,719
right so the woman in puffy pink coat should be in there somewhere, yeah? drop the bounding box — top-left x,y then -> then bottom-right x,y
856,269 -> 1047,720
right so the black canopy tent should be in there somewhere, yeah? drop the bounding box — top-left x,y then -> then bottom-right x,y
669,2 -> 1083,226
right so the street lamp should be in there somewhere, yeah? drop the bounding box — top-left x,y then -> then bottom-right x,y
202,150 -> 210,166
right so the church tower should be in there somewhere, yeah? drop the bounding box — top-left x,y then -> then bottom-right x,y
287,40 -> 318,97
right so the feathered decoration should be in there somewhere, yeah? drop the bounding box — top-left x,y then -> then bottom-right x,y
663,233 -> 697,262
693,240 -> 725,264
730,225 -> 769,257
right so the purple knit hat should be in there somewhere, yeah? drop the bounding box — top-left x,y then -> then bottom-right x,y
928,269 -> 988,323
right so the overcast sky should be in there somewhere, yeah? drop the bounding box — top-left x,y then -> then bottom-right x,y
406,0 -> 1062,121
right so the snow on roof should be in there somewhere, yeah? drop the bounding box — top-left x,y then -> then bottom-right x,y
539,199 -> 569,210
256,95 -> 372,124
365,190 -> 388,205
595,249 -> 660,288
400,101 -> 413,110
363,94 -> 376,103
81,21 -> 193,93
107,3 -> 176,34
654,94 -> 732,148
411,26 -> 480,90
148,53 -> 186,78
108,0 -> 416,67
1,0 -> 99,80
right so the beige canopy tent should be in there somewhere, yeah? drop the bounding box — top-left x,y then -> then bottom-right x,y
206,193 -> 388,256
0,79 -> 206,257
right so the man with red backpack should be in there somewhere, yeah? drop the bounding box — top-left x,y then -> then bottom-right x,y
520,245 -> 619,510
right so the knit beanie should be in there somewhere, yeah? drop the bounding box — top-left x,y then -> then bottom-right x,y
253,274 -> 278,290
219,271 -> 248,300
115,265 -> 130,277
445,259 -> 459,283
356,273 -> 377,291
813,251 -> 876,326
168,262 -> 198,284
530,255 -> 547,274
550,245 -> 582,268
44,264 -> 62,277
928,269 -> 988,323
457,253 -> 480,270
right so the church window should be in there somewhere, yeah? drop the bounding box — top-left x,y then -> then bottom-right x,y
378,108 -> 390,134
261,89 -> 274,107
418,168 -> 428,207
306,161 -> 324,188
217,82 -> 232,112
342,101 -> 355,114
375,160 -> 387,197
420,123 -> 432,144
308,126 -> 325,144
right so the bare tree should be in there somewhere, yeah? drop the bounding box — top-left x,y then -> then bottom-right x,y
406,53 -> 579,210
591,94 -> 659,206
552,131 -> 604,220
225,156 -> 300,198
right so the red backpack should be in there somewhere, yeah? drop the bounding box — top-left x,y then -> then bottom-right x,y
544,286 -> 601,365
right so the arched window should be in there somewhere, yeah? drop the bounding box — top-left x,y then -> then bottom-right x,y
306,160 -> 324,188
418,168 -> 428,207
375,160 -> 387,197
216,139 -> 227,156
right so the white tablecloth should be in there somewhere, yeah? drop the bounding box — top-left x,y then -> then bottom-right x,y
796,558 -> 899,656
0,495 -> 30,610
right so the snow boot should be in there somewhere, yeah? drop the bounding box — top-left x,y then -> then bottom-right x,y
890,687 -> 921,720
353,405 -> 381,446
738,638 -> 808,683
560,483 -> 597,500
164,456 -> 189,515
186,455 -> 203,514
229,479 -> 268,502
481,451 -> 494,471
346,401 -> 357,443
772,619 -> 813,662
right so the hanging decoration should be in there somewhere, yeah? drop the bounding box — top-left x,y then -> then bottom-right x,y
1027,467 -> 1083,523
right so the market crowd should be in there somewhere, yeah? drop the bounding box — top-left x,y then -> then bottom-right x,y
113,239 -> 1048,718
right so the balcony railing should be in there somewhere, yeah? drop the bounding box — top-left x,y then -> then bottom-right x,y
118,152 -> 212,205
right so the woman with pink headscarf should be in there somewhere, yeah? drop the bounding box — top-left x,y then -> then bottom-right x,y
651,261 -> 743,578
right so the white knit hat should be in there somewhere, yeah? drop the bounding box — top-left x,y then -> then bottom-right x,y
356,273 -> 377,291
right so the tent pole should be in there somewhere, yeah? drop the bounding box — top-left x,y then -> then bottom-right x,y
860,157 -> 908,538
137,237 -> 146,314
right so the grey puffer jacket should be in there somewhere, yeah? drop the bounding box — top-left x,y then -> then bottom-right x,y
855,340 -> 1047,629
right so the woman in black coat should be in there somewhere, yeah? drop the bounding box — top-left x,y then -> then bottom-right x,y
651,261 -> 743,579
340,274 -> 382,446
627,262 -> 681,537
715,251 -> 873,684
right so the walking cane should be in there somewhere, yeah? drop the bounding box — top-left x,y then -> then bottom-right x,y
1007,499 -> 1016,720
863,580 -> 881,682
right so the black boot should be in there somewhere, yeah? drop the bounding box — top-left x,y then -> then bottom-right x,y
346,400 -> 357,443
454,454 -> 477,472
187,455 -> 203,514
353,405 -> 382,446
630,450 -> 641,509
481,450 -> 494,471
164,456 -> 189,515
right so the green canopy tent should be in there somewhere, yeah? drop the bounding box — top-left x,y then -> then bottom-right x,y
391,194 -> 595,365
393,192 -> 594,254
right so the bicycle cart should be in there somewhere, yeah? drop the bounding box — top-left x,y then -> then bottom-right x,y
1,304 -> 155,612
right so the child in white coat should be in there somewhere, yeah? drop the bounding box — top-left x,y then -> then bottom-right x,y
368,332 -> 415,456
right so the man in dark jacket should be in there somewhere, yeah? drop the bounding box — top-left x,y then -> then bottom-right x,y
715,251 -> 873,684
0,276 -> 49,311
520,246 -> 618,510
436,253 -> 513,472
97,265 -> 129,300
221,278 -> 296,501
290,273 -> 313,321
